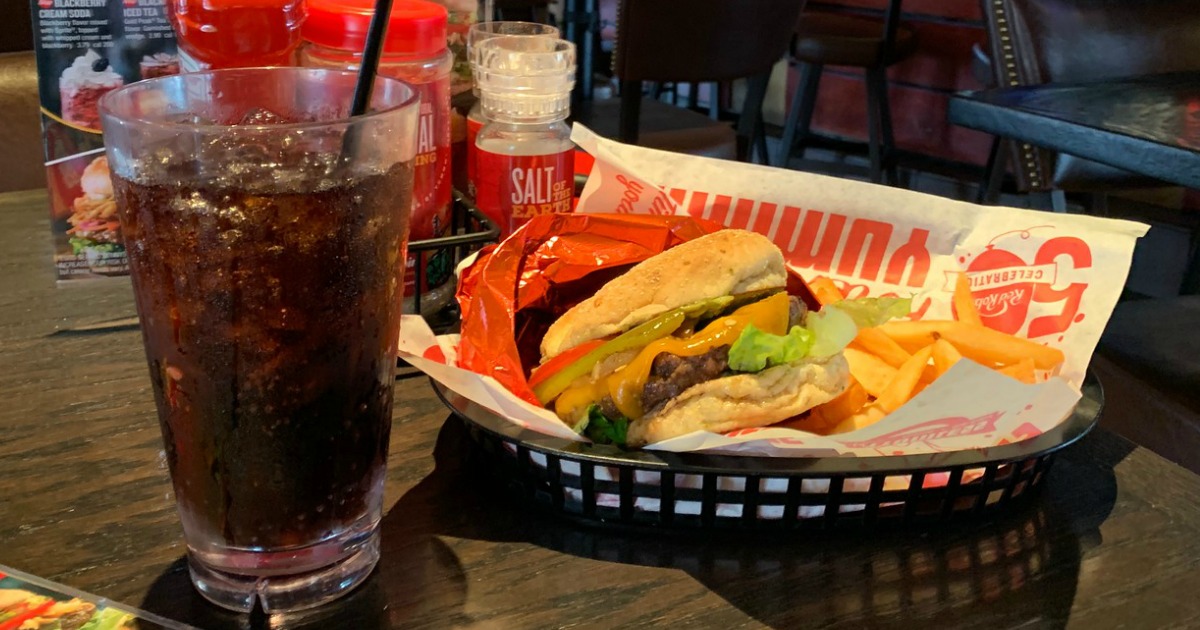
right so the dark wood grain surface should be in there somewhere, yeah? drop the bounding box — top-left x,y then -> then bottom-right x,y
5,188 -> 1200,629
948,72 -> 1200,189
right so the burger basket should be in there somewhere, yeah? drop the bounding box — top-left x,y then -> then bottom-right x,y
403,128 -> 1143,532
429,375 -> 1103,531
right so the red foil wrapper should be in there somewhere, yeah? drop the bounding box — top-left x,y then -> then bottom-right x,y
456,214 -> 725,404
456,213 -> 821,406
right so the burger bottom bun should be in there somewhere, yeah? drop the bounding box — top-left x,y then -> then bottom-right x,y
625,354 -> 851,447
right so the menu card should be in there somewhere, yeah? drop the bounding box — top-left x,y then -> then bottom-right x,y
0,565 -> 192,629
28,0 -> 179,283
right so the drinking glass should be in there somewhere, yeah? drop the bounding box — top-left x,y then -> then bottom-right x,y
99,67 -> 418,613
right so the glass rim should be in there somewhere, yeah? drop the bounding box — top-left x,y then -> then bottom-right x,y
476,36 -> 575,54
467,20 -> 560,37
98,66 -> 421,134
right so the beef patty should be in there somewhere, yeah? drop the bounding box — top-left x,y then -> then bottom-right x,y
597,345 -> 729,419
641,345 -> 731,414
597,295 -> 809,419
787,295 -> 807,329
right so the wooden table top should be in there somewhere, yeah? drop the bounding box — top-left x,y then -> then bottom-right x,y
4,188 -> 1200,629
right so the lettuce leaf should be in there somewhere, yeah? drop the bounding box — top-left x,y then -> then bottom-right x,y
728,324 -> 814,372
805,305 -> 860,358
78,608 -> 134,630
729,302 -> 862,372
68,237 -> 124,255
581,405 -> 629,446
832,296 -> 913,328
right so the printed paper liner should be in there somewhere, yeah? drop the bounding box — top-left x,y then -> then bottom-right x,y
397,124 -> 1148,457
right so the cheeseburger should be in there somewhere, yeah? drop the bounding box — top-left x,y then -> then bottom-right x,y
529,229 -> 856,447
66,156 -> 121,255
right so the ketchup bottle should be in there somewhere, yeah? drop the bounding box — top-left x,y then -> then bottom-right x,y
168,0 -> 305,71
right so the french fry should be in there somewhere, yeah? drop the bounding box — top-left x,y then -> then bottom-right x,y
954,272 -> 983,327
935,322 -> 1065,371
807,276 -> 845,306
853,327 -> 911,368
931,338 -> 963,379
996,357 -> 1037,384
843,346 -> 898,398
877,345 -> 934,412
809,379 -> 870,428
811,288 -> 1064,437
876,320 -> 946,352
828,403 -> 887,435
879,320 -> 1064,371
920,360 -> 939,385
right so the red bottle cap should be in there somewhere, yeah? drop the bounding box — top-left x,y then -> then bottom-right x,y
303,0 -> 447,57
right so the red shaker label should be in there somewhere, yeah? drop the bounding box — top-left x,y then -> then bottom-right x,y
406,76 -> 452,297
475,149 -> 575,238
465,114 -> 484,197
411,77 -> 451,239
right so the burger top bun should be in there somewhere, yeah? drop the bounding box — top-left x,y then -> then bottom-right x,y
626,353 -> 850,447
540,229 -> 787,361
79,156 -> 112,199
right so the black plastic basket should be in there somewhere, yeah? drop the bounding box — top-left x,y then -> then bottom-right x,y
433,374 -> 1103,531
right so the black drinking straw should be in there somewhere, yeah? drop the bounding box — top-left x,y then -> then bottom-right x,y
341,0 -> 396,164
350,0 -> 396,117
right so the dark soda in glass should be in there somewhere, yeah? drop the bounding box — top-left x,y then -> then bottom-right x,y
100,68 -> 420,613
114,162 -> 411,550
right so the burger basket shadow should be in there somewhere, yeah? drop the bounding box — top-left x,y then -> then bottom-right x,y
432,375 -> 1104,532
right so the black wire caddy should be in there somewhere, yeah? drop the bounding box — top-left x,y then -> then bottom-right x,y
432,375 -> 1103,532
403,188 -> 499,329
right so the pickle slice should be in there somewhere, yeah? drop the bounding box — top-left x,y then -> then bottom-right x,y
532,288 -> 786,405
533,309 -> 686,404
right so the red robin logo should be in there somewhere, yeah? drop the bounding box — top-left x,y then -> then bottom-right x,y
962,229 -> 1092,339
966,246 -> 1036,334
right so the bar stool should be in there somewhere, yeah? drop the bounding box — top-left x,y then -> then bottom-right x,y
775,1 -> 916,183
572,0 -> 804,162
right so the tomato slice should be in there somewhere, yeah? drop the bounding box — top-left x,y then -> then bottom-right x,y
528,339 -> 606,390
0,600 -> 55,630
532,310 -> 688,404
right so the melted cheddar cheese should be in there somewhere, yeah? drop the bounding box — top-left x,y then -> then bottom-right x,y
555,292 -> 791,422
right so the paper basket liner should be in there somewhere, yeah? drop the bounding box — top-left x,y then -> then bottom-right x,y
396,124 -> 1147,457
